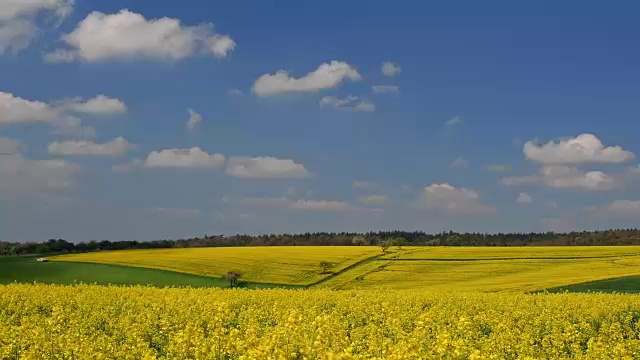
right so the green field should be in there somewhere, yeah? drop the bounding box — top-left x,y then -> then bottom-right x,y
4,246 -> 640,292
0,256 -> 296,288
546,275 -> 640,293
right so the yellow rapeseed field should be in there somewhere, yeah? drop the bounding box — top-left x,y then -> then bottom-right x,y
2,284 -> 640,359
49,246 -> 380,285
50,246 -> 640,291
389,246 -> 640,259
323,257 -> 640,291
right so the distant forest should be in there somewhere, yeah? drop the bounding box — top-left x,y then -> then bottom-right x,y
3,229 -> 640,256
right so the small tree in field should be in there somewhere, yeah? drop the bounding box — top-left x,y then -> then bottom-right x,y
380,242 -> 390,253
390,237 -> 409,250
319,261 -> 335,274
222,270 -> 243,287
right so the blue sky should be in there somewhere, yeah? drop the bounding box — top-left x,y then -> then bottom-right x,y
1,0 -> 640,241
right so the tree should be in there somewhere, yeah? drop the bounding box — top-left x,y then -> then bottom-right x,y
319,261 -> 335,273
222,271 -> 243,287
380,242 -> 390,253
351,236 -> 368,246
388,237 -> 409,250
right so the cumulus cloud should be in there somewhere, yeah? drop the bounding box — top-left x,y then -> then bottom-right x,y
516,192 -> 532,204
61,95 -> 127,115
240,197 -> 347,212
319,96 -> 375,112
523,133 -> 634,165
185,108 -> 202,132
150,207 -> 202,218
542,216 -> 576,233
252,61 -> 361,96
0,153 -> 79,195
358,195 -> 389,206
226,157 -> 309,179
48,137 -> 134,156
290,200 -> 348,211
0,0 -> 72,54
450,156 -> 469,168
112,159 -> 143,173
372,85 -> 400,94
352,180 -> 371,188
587,200 -> 640,217
0,19 -> 36,54
0,92 -> 58,124
50,116 -> 96,139
45,9 -> 235,62
422,183 -> 495,214
0,137 -> 22,155
445,116 -> 463,126
0,92 -> 125,139
381,61 -> 401,77
227,88 -> 244,97
503,166 -> 618,191
487,164 -> 510,172
145,147 -> 225,168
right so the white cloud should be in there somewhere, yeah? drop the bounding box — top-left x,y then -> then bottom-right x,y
422,183 -> 495,214
0,92 -> 58,124
358,195 -> 389,206
151,207 -> 202,218
185,108 -> 202,132
50,116 -> 96,139
45,9 -> 235,62
112,159 -> 143,173
542,216 -> 576,233
372,85 -> 399,94
0,92 -> 125,139
0,153 -> 79,195
240,197 -> 347,212
523,133 -> 634,165
503,166 -> 618,191
501,175 -> 540,186
627,165 -> 640,174
204,34 -> 236,58
290,200 -> 348,211
352,180 -> 371,188
0,19 -> 36,54
445,116 -> 463,126
0,0 -> 72,54
0,137 -> 22,155
487,164 -> 510,172
587,200 -> 640,217
450,156 -> 469,168
516,192 -> 532,204
0,0 -> 73,22
48,137 -> 134,156
319,96 -> 375,112
226,156 -> 309,179
61,95 -> 127,115
227,88 -> 244,97
252,61 -> 361,96
381,61 -> 401,77
145,147 -> 224,168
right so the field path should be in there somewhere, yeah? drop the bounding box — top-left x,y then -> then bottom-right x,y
308,248 -> 415,288
306,251 -> 387,287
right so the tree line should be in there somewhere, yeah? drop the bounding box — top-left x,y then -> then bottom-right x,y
3,229 -> 640,256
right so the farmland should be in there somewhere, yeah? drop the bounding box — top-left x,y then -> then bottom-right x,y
5,247 -> 640,358
42,246 -> 640,292
3,284 -> 640,358
0,256 -> 247,288
49,246 -> 380,286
